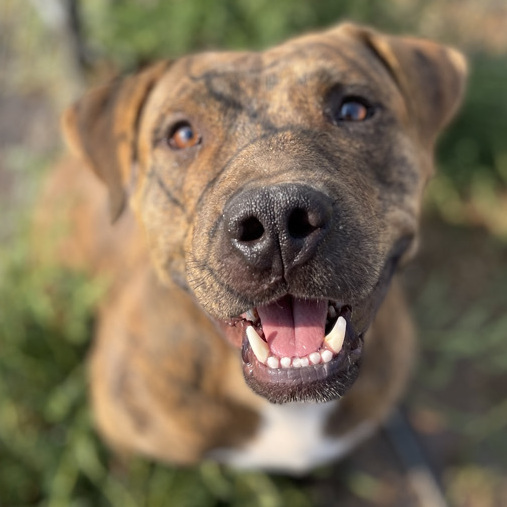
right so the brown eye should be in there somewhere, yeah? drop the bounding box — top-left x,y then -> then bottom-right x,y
337,98 -> 371,121
167,121 -> 201,149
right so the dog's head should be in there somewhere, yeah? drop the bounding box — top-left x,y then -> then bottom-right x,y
63,23 -> 466,404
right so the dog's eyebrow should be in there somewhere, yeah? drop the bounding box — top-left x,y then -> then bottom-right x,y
301,42 -> 386,86
202,74 -> 245,113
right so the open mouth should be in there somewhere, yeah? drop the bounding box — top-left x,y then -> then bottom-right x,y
229,295 -> 363,403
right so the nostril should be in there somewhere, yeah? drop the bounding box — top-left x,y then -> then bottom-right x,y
238,216 -> 265,242
287,208 -> 319,239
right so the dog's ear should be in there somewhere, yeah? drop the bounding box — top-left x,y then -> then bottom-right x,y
62,60 -> 171,222
342,24 -> 467,145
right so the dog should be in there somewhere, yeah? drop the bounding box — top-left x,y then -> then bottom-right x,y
46,22 -> 466,473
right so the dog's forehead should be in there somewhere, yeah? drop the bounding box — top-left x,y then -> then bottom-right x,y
149,29 -> 391,112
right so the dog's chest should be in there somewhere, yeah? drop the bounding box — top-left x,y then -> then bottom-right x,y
210,400 -> 372,473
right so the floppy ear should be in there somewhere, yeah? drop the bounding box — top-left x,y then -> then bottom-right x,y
62,60 -> 171,222
342,24 -> 468,145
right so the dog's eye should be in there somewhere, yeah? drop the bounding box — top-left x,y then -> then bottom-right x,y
167,121 -> 201,150
337,98 -> 372,122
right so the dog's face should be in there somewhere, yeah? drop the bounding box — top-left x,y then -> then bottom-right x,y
64,24 -> 466,403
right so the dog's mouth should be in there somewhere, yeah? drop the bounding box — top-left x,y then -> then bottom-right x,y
226,295 -> 363,403
211,236 -> 411,404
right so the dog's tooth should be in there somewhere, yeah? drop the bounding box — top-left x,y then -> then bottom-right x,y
324,316 -> 346,353
267,356 -> 280,369
246,326 -> 269,364
292,357 -> 302,368
245,309 -> 256,321
327,306 -> 337,319
300,357 -> 310,367
280,357 -> 292,368
246,308 -> 259,322
309,352 -> 321,365
321,349 -> 333,363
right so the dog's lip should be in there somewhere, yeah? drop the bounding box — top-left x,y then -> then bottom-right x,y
241,319 -> 363,404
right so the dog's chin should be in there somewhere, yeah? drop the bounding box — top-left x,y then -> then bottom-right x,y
203,238 -> 409,404
216,249 -> 407,403
244,357 -> 361,404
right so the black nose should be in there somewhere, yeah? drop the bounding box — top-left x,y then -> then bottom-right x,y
223,184 -> 333,274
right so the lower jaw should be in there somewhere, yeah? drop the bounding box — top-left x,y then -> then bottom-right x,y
215,249 -> 405,404
242,334 -> 363,404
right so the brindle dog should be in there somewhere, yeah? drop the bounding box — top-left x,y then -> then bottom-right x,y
53,23 -> 466,472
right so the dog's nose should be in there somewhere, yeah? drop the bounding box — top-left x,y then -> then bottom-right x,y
223,184 -> 333,274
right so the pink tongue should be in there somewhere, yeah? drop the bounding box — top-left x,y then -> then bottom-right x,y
257,296 -> 327,358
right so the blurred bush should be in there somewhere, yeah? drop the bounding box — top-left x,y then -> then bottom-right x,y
82,0 -> 401,63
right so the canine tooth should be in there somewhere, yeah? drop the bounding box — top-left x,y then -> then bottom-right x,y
292,357 -> 302,368
246,326 -> 269,364
300,357 -> 309,367
267,356 -> 280,369
246,309 -> 256,321
280,357 -> 292,368
321,349 -> 333,363
309,352 -> 321,365
324,316 -> 346,353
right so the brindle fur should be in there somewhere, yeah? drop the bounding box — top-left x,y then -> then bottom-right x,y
46,23 -> 466,464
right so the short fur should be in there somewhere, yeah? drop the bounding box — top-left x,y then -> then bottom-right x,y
45,23 -> 466,469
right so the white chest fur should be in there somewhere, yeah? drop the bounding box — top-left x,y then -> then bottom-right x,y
211,400 -> 373,474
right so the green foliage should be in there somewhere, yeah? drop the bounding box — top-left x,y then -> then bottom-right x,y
437,55 -> 507,192
408,224 -> 507,468
0,221 -> 100,505
83,0 -> 402,66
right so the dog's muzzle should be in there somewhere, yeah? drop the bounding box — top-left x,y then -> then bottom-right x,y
213,183 -> 362,403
